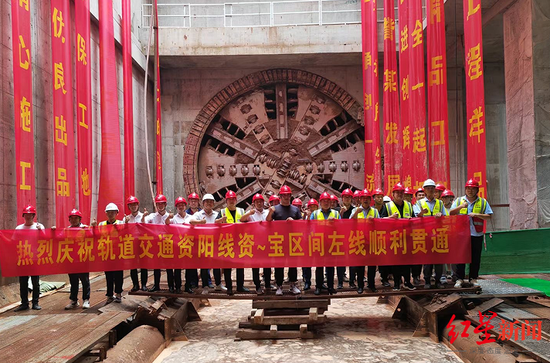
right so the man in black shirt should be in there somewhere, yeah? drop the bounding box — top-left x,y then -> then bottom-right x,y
337,189 -> 354,288
266,185 -> 302,296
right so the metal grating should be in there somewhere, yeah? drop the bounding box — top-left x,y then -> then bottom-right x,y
461,279 -> 545,298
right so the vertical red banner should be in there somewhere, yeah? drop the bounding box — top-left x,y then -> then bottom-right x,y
11,0 -> 36,223
154,0 -> 163,194
75,0 -> 93,224
427,0 -> 450,187
464,0 -> 487,198
51,0 -> 76,228
362,0 -> 381,191
383,0 -> 401,193
123,0 -> 135,213
98,0 -> 124,213
398,0 -> 411,189
408,0 -> 428,189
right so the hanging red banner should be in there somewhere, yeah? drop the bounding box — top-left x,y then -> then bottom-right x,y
154,0 -> 163,194
51,0 -> 76,228
11,0 -> 36,224
0,217 -> 471,276
123,0 -> 135,213
98,0 -> 124,214
409,0 -> 428,190
383,0 -> 401,193
464,0 -> 487,199
362,0 -> 381,191
427,0 -> 450,188
75,0 -> 93,224
398,0 -> 412,189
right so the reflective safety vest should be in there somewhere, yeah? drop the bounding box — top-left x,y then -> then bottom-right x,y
357,207 -> 379,219
223,207 -> 244,224
419,198 -> 445,216
457,196 -> 487,232
386,201 -> 413,218
312,209 -> 340,220
99,220 -> 121,226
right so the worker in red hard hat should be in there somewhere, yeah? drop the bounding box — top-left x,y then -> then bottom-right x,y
145,194 -> 173,292
241,193 -> 271,295
267,185 -> 302,296
13,205 -> 44,312
450,179 -> 493,289
183,192 -> 202,289
372,188 -> 385,214
63,209 -> 92,310
404,187 -> 414,204
380,183 -> 417,291
351,189 -> 380,293
414,188 -> 425,203
311,192 -> 341,295
330,194 -> 340,211
124,196 -> 149,292
292,198 -> 303,218
337,188 -> 355,289
300,198 -> 319,290
268,194 -> 280,207
435,184 -> 446,200
352,189 -> 362,207
441,189 -> 455,212
216,190 -> 247,295
167,196 -> 195,294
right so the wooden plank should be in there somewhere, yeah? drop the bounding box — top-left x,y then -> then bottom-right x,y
468,298 -> 504,317
25,312 -> 130,363
270,325 -> 277,338
258,314 -> 326,325
0,314 -> 74,351
254,309 -> 264,324
235,329 -> 314,340
253,299 -> 330,310
309,308 -> 318,322
299,324 -> 308,336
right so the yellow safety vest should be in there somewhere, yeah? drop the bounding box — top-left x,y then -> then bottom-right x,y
419,198 -> 444,216
224,207 -> 244,224
457,196 -> 487,231
98,220 -> 121,226
386,201 -> 413,219
357,207 -> 379,219
312,209 -> 340,220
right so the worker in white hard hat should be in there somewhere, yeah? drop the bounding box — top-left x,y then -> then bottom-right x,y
98,203 -> 124,304
191,194 -> 225,291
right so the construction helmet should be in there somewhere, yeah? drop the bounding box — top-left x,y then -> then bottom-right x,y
225,190 -> 237,199
392,183 -> 405,192
268,195 -> 280,203
353,190 -> 362,198
435,184 -> 446,192
126,196 -> 139,205
341,188 -> 353,197
252,193 -> 264,202
292,198 -> 303,207
307,199 -> 319,207
465,179 -> 480,188
442,190 -> 455,197
105,203 -> 119,212
22,205 -> 36,216
423,179 -> 436,188
202,194 -> 215,202
69,209 -> 83,218
415,188 -> 424,196
361,188 -> 371,198
279,185 -> 292,195
175,196 -> 187,207
330,194 -> 338,201
372,188 -> 384,196
188,192 -> 200,200
404,187 -> 414,195
319,192 -> 331,201
155,194 -> 167,203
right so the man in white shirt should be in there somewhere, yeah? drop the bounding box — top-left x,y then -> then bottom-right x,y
191,194 -> 225,291
97,203 -> 124,303
145,194 -> 172,292
167,197 -> 194,293
124,196 -> 148,292
14,205 -> 44,312
241,193 -> 270,295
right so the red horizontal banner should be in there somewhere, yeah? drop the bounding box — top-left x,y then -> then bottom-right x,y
0,217 -> 471,277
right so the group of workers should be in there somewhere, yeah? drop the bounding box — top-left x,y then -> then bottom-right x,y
13,178 -> 492,312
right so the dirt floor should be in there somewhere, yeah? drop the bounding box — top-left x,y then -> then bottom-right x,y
153,297 -> 462,363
